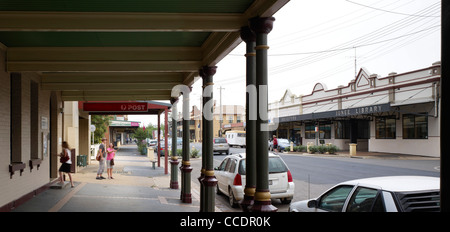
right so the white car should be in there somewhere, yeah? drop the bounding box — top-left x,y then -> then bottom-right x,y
289,176 -> 440,212
214,153 -> 295,208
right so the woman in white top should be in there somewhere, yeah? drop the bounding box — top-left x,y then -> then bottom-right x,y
58,141 -> 74,188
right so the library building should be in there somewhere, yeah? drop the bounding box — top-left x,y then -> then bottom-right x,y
269,62 -> 441,157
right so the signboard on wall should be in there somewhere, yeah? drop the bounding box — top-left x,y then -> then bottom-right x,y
83,102 -> 148,113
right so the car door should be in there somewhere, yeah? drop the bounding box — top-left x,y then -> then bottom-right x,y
224,158 -> 237,189
215,158 -> 230,193
316,185 -> 355,212
345,187 -> 385,212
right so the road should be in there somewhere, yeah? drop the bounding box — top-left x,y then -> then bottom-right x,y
188,143 -> 440,212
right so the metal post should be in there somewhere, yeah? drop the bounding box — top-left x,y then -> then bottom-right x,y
157,113 -> 161,167
180,88 -> 192,203
170,98 -> 179,189
164,108 -> 169,175
201,66 -> 218,212
249,16 -> 277,212
441,0 -> 449,212
240,26 -> 257,211
198,69 -> 206,211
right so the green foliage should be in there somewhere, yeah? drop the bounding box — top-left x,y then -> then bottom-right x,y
91,115 -> 113,144
327,145 -> 339,154
190,148 -> 199,158
308,145 -> 319,154
293,145 -> 306,152
308,144 -> 340,154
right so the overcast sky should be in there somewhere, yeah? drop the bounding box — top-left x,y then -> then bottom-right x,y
130,0 -> 441,127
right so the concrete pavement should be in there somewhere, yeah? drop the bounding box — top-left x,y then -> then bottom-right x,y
10,144 -> 438,212
11,144 -> 208,212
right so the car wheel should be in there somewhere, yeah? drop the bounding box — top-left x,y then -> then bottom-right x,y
281,198 -> 292,204
216,185 -> 222,195
229,187 -> 238,208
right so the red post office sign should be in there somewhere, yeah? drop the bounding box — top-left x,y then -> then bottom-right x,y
83,102 -> 148,112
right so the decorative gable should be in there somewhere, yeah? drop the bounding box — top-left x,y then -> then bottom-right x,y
355,67 -> 371,88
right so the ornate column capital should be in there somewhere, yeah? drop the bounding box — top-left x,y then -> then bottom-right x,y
170,97 -> 178,105
201,66 -> 217,77
249,17 -> 275,34
240,26 -> 256,43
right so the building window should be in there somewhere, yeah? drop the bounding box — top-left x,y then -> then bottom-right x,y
236,116 -> 241,123
375,116 -> 396,139
402,114 -> 428,139
319,124 -> 332,139
227,115 -> 233,123
305,123 -> 331,139
335,121 -> 350,139
305,123 -> 315,139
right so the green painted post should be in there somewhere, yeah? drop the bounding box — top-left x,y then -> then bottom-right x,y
170,98 -> 179,189
249,16 -> 277,212
240,26 -> 257,211
201,66 -> 218,212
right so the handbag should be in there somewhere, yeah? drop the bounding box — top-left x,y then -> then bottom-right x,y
110,159 -> 114,166
96,149 -> 102,161
60,154 -> 69,163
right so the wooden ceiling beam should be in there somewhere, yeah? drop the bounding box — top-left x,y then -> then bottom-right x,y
0,11 -> 246,32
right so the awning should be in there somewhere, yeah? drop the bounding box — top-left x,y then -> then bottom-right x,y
275,103 -> 392,123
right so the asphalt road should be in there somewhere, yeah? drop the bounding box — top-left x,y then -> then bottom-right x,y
188,143 -> 440,212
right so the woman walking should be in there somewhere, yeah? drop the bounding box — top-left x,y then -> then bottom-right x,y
106,143 -> 117,179
58,141 -> 74,188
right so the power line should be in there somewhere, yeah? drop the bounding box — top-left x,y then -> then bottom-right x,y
252,25 -> 439,57
345,0 -> 440,18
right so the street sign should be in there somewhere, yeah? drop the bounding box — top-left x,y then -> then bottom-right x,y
90,125 -> 96,132
83,102 -> 148,112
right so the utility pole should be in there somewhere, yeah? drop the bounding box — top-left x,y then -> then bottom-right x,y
218,86 -> 225,137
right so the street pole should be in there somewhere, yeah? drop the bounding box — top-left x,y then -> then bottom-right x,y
218,86 -> 225,137
201,66 -> 218,212
240,26 -> 257,211
249,16 -> 277,212
170,98 -> 179,189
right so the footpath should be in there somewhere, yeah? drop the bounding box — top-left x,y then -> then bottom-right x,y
11,144 -> 208,212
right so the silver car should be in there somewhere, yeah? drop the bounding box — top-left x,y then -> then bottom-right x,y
213,137 -> 229,155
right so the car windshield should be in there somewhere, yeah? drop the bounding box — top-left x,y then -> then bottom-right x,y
214,138 -> 227,143
239,157 -> 288,175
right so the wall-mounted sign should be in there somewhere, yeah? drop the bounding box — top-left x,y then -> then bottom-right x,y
276,103 -> 391,123
83,102 -> 148,112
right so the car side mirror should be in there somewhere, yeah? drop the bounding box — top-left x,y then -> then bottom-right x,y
307,199 -> 318,208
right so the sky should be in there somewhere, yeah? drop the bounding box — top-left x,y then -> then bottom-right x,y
129,0 -> 441,127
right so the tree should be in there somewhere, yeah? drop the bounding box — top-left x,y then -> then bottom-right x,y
91,115 -> 113,144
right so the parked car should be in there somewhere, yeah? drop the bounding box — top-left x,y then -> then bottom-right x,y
156,138 -> 182,156
213,137 -> 229,155
147,139 -> 157,147
215,153 -> 295,208
288,176 -> 440,212
269,138 -> 291,151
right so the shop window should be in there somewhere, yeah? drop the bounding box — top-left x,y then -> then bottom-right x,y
305,123 -> 331,139
335,121 -> 350,139
376,117 -> 396,139
402,114 -> 428,139
305,123 -> 315,139
319,124 -> 332,139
